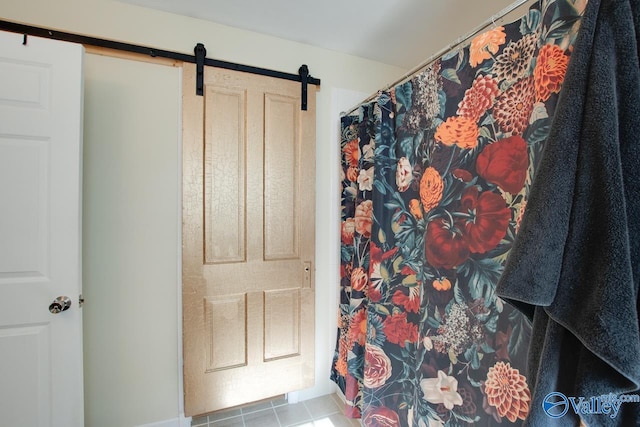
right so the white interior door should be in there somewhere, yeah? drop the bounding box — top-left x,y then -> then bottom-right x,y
0,31 -> 84,427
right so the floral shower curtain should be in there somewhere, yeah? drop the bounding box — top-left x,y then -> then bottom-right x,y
331,1 -> 584,426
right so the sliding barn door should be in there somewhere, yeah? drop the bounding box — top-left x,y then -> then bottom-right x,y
182,63 -> 316,416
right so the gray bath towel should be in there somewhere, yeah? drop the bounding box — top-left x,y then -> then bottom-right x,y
496,0 -> 640,426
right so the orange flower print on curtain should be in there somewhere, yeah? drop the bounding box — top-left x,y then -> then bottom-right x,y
342,138 -> 359,167
534,43 -> 570,101
408,199 -> 423,220
484,362 -> 531,422
419,167 -> 444,212
331,1 -> 583,425
432,277 -> 451,292
348,308 -> 367,347
469,26 -> 506,67
346,165 -> 359,182
434,116 -> 479,149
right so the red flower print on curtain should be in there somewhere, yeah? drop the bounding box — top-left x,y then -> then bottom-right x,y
425,218 -> 470,269
457,75 -> 500,122
458,186 -> 511,254
476,135 -> 529,194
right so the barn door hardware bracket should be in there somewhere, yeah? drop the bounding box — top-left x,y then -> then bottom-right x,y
299,65 -> 309,111
194,43 -> 207,96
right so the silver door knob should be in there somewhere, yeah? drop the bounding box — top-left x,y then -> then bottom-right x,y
49,296 -> 72,314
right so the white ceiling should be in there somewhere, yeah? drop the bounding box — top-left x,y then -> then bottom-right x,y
119,0 -> 527,69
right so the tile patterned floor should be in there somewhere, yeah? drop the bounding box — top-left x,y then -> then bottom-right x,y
191,394 -> 362,427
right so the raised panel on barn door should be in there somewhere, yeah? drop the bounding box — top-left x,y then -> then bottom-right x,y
204,86 -> 247,265
205,294 -> 247,371
264,93 -> 300,260
182,63 -> 316,417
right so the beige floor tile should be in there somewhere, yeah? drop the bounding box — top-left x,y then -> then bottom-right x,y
208,407 -> 242,422
244,408 -> 280,427
304,395 -> 341,418
312,417 -> 338,427
322,413 -> 359,427
275,402 -> 313,426
331,393 -> 346,408
191,415 -> 209,426
210,415 -> 245,427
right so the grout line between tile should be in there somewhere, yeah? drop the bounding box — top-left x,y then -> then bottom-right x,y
272,406 -> 283,427
301,401 -> 312,424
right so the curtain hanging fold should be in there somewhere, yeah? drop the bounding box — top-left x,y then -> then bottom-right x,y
331,0 -> 586,425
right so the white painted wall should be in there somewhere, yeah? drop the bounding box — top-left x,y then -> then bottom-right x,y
82,54 -> 182,427
1,1 -> 406,426
293,87 -> 370,404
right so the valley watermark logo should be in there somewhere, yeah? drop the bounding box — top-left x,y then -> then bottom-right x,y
543,392 -> 640,419
543,392 -> 570,418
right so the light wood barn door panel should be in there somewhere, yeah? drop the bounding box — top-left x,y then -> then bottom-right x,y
182,63 -> 316,417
